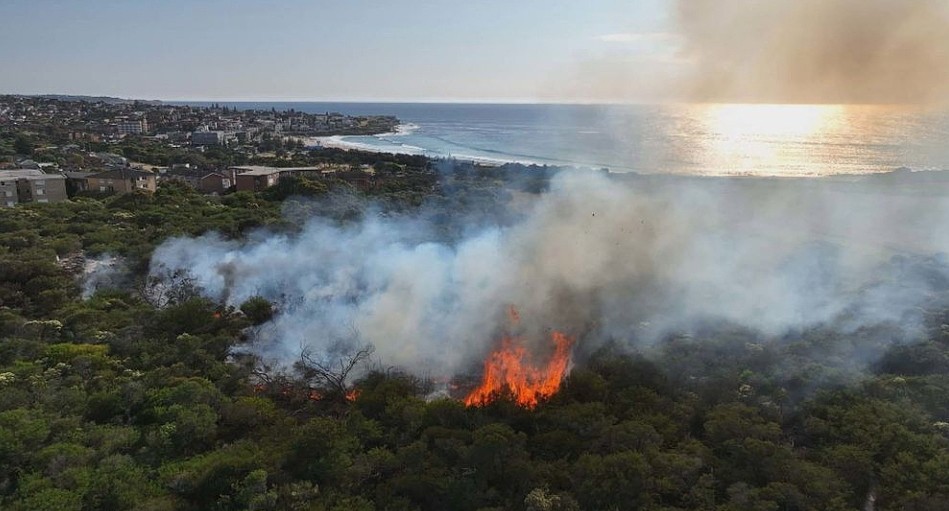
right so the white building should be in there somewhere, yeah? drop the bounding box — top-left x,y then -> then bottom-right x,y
118,119 -> 148,135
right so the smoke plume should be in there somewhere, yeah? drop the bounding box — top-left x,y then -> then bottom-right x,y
676,0 -> 949,104
82,254 -> 127,299
149,171 -> 949,376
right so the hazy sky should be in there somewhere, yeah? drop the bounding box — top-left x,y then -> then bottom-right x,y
5,1 -> 948,104
0,0 -> 673,102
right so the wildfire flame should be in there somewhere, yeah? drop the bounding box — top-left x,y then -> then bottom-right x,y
464,307 -> 575,409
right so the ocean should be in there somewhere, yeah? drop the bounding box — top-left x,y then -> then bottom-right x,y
177,102 -> 949,177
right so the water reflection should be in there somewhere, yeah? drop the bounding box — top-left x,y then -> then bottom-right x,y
660,103 -> 947,176
301,102 -> 949,177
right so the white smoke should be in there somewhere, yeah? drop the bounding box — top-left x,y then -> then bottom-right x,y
149,170 -> 949,374
82,254 -> 127,299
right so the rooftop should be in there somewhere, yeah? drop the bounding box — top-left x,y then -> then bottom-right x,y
63,171 -> 97,179
231,166 -> 283,176
0,169 -> 65,181
90,168 -> 155,180
164,168 -> 227,179
231,165 -> 327,176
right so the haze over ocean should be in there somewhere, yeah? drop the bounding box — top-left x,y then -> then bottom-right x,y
177,102 -> 949,177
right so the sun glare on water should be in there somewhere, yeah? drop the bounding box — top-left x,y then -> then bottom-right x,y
707,103 -> 842,138
686,103 -> 852,176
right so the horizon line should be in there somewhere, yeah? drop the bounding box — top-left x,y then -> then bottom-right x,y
1,92 -> 935,108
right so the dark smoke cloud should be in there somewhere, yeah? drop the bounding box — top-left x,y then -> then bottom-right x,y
676,0 -> 949,104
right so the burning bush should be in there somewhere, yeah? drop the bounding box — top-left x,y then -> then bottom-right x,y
464,307 -> 575,408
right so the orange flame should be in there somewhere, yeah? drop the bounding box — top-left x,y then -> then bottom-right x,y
464,323 -> 574,409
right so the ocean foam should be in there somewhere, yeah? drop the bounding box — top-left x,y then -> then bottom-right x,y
307,136 -> 426,156
372,122 -> 421,138
306,133 -> 587,168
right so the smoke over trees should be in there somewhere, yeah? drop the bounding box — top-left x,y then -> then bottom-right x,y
150,169 -> 949,382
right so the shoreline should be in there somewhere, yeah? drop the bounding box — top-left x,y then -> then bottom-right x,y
304,123 -> 595,170
305,131 -> 947,178
302,121 -> 949,179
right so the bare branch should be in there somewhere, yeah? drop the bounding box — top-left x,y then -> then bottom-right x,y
298,343 -> 375,396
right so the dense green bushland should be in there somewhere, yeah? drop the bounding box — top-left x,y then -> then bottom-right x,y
1,167 -> 949,510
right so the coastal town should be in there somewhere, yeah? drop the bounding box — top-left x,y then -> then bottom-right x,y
0,95 -> 404,206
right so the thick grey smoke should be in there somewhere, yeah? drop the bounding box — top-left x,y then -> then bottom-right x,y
149,171 -> 949,375
676,0 -> 949,104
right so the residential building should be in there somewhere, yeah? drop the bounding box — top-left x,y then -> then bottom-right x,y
87,168 -> 157,193
192,130 -> 226,146
0,174 -> 17,207
0,169 -> 68,207
68,131 -> 101,142
161,168 -> 232,194
235,129 -> 260,144
233,166 -> 284,192
198,172 -> 232,194
159,168 -> 201,188
229,165 -> 377,192
118,118 -> 148,135
63,171 -> 96,194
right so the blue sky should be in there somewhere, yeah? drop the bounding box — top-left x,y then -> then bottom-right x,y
0,0 -> 675,102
